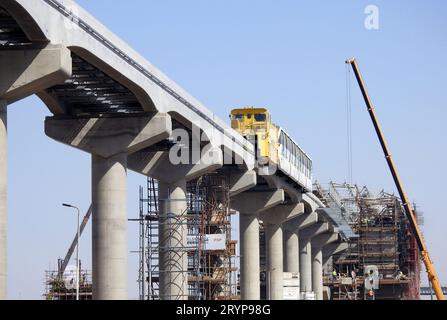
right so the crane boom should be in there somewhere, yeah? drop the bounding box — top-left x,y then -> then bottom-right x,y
345,57 -> 445,300
58,205 -> 92,276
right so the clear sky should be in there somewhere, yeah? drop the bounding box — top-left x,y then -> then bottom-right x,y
6,0 -> 447,299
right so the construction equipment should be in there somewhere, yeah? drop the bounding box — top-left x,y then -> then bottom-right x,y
58,205 -> 92,276
345,57 -> 445,300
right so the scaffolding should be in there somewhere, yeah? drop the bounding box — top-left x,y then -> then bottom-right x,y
44,259 -> 92,300
137,177 -> 161,300
137,174 -> 239,300
317,182 -> 421,300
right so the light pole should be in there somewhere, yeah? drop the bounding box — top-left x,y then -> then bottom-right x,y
63,203 -> 80,301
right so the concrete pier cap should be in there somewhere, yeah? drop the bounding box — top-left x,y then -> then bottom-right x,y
45,113 -> 172,158
0,44 -> 72,104
322,242 -> 349,265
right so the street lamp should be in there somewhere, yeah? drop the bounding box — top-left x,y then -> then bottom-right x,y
63,203 -> 80,301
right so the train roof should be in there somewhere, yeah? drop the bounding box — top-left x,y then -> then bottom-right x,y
231,107 -> 269,114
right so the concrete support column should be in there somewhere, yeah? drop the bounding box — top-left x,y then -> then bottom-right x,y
312,249 -> 323,300
265,222 -> 283,300
234,190 -> 284,300
299,239 -> 312,294
0,100 -> 6,300
240,213 -> 260,300
284,229 -> 299,274
158,179 -> 188,300
92,153 -> 128,300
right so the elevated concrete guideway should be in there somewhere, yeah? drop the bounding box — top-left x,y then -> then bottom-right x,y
0,0 -> 351,300
1,0 -> 254,163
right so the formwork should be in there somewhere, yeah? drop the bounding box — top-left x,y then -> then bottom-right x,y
315,182 -> 421,300
136,174 -> 239,300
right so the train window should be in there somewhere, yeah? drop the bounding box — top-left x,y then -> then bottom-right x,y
247,113 -> 252,119
281,135 -> 287,157
287,137 -> 291,159
299,152 -> 303,170
300,152 -> 304,171
292,144 -> 297,166
279,133 -> 284,155
232,114 -> 244,121
254,113 -> 266,122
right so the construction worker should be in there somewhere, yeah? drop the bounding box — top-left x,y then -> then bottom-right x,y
332,269 -> 337,281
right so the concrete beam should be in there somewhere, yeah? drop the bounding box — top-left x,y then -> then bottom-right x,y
232,190 -> 284,214
283,212 -> 318,232
299,222 -> 329,240
302,192 -> 323,213
322,242 -> 349,265
0,101 -> 6,299
45,113 -> 172,158
263,175 -> 303,203
312,233 -> 339,249
323,242 -> 349,259
128,144 -> 223,184
0,44 -> 71,105
260,203 -> 304,225
228,170 -> 257,197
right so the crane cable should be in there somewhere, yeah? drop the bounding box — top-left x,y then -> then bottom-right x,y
346,64 -> 353,184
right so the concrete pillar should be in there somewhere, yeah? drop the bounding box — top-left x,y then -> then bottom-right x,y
240,213 -> 260,300
312,249 -> 323,300
234,190 -> 284,300
158,179 -> 188,300
0,100 -> 6,300
265,222 -> 283,300
299,239 -> 312,294
284,229 -> 299,274
92,153 -> 128,300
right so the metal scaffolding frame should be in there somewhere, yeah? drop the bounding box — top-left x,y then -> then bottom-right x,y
44,260 -> 92,300
136,174 -> 239,300
317,182 -> 421,300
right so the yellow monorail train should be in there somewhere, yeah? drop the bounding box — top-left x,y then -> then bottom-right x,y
230,107 -> 313,191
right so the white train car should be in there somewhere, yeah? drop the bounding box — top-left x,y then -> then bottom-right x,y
230,108 -> 313,192
276,128 -> 313,192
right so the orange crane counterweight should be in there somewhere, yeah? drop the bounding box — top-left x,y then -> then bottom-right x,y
345,57 -> 445,300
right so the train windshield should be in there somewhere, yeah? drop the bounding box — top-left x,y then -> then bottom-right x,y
232,114 -> 244,121
254,113 -> 266,122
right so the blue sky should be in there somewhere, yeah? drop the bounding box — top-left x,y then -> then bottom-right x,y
6,0 -> 447,299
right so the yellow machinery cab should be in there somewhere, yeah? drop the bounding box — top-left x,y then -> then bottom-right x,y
230,107 -> 270,135
230,107 -> 272,164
